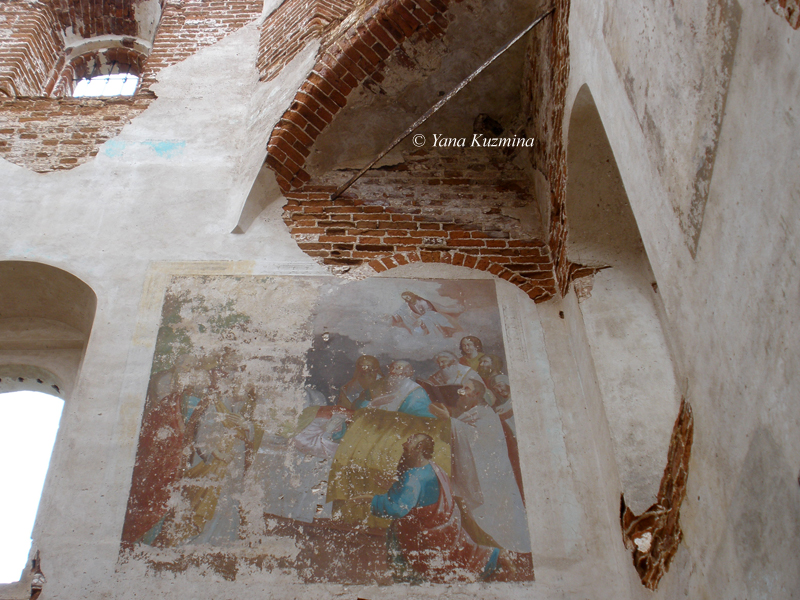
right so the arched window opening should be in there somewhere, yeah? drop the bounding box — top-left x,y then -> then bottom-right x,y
54,47 -> 145,98
0,390 -> 63,584
0,0 -> 163,98
0,262 -> 96,589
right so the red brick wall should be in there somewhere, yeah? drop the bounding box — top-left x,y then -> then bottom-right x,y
546,0 -> 570,295
0,0 -> 261,171
47,0 -> 139,38
282,150 -> 558,302
258,0 -> 355,82
0,95 -> 151,171
0,1 -> 64,98
262,0 -> 564,300
521,0 -> 570,295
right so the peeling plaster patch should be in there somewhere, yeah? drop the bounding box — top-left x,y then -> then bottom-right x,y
572,275 -> 594,302
766,0 -> 800,28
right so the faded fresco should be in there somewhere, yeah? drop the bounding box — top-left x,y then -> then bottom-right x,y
121,276 -> 533,583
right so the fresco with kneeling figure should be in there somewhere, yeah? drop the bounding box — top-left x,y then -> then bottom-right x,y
120,275 -> 533,583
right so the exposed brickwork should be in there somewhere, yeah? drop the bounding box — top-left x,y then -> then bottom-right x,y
1,0 -> 261,171
281,150 -> 557,302
621,397 -> 694,591
260,0 -> 567,299
0,95 -> 152,171
521,0 -> 570,296
766,0 -> 800,28
0,0 -> 153,100
546,0 -> 570,295
0,1 -> 64,98
47,0 -> 139,38
258,0 -> 355,82
265,0 -> 457,190
139,0 -> 263,91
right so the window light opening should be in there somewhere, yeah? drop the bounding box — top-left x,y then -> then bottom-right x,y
72,72 -> 139,98
0,391 -> 64,584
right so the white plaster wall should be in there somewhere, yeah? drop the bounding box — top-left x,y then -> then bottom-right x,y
0,23 -> 323,600
576,264 -> 682,515
566,0 -> 800,596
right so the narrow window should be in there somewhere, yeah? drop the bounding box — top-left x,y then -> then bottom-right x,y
72,72 -> 139,98
0,391 -> 64,583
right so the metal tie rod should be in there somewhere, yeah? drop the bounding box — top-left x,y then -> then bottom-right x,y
330,5 -> 555,200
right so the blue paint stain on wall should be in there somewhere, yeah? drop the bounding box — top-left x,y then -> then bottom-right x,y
103,139 -> 126,158
143,140 -> 186,158
102,139 -> 186,159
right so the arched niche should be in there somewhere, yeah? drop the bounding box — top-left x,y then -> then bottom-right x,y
0,260 -> 96,399
565,85 -> 681,514
0,261 -> 96,590
0,261 -> 96,333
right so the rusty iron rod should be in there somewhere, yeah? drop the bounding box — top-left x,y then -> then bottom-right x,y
330,5 -> 555,200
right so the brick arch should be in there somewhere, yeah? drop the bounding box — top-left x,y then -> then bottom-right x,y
267,0 -> 567,303
363,251 -> 554,302
265,0 -> 455,191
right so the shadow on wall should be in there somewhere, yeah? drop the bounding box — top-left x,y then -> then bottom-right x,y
565,84 -> 685,588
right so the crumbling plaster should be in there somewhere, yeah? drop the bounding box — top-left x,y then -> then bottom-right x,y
565,0 -> 800,596
0,12 -> 654,588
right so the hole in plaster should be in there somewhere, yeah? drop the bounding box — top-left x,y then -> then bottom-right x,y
30,551 -> 45,600
0,391 -> 63,583
633,532 -> 653,553
558,311 -> 565,319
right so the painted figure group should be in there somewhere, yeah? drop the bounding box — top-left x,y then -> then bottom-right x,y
123,287 -> 532,583
293,331 -> 528,582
